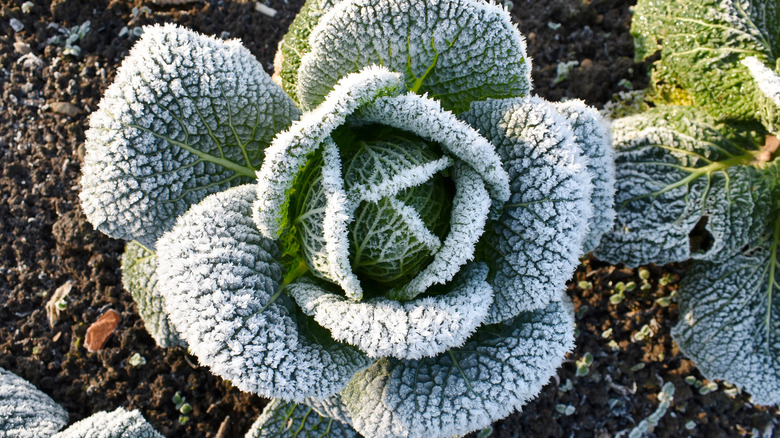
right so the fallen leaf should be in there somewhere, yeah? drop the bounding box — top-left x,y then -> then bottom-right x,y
85,309 -> 121,352
45,281 -> 73,328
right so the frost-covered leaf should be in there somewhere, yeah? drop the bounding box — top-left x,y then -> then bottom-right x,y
672,227 -> 780,405
461,96 -> 592,323
0,367 -> 68,438
596,106 -> 770,267
304,395 -> 354,429
80,23 -> 300,248
157,185 -> 370,401
288,262 -> 493,360
553,100 -> 616,253
121,241 -> 186,349
632,0 -> 779,121
742,56 -> 780,134
340,297 -> 575,438
297,0 -> 531,112
246,399 -> 359,438
51,408 -> 162,438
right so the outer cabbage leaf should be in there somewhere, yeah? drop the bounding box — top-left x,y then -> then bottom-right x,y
121,241 -> 186,349
51,408 -> 162,438
596,106 -> 770,267
0,367 -> 68,438
672,226 -> 780,405
80,23 -> 300,248
297,0 -> 531,113
743,56 -> 780,134
631,0 -> 779,121
156,185 -> 371,401
246,399 -> 359,438
461,96 -> 593,323
553,100 -> 616,253
304,396 -> 354,429
340,297 -> 575,438
288,262 -> 493,360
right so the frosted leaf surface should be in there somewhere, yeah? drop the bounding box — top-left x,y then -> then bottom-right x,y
254,66 -> 404,239
297,0 -> 531,112
0,367 -> 68,438
742,56 -> 780,134
672,234 -> 780,406
156,185 -> 370,401
246,399 -> 359,438
461,97 -> 592,323
121,241 -> 186,349
51,408 -> 162,438
595,106 -> 770,267
305,395 -> 355,428
341,297 -> 575,438
80,23 -> 300,248
553,100 -> 615,253
288,262 -> 493,360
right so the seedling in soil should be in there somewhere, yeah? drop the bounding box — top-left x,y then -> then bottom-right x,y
658,273 -> 675,286
127,352 -> 146,368
601,328 -> 613,339
609,281 -> 628,304
576,352 -> 594,377
559,378 -> 573,392
172,391 -> 193,425
638,268 -> 652,291
577,280 -> 592,290
576,305 -> 589,319
685,420 -> 697,430
631,324 -> 653,342
46,21 -> 91,57
699,381 -> 718,395
628,382 -> 675,438
555,404 -> 576,416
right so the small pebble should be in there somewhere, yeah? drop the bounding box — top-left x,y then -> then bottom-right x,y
49,102 -> 82,117
255,2 -> 277,17
10,18 -> 24,32
14,41 -> 32,54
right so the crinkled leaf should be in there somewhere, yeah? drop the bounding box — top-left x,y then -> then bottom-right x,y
461,96 -> 592,323
743,56 -> 780,134
246,399 -> 359,438
80,23 -> 300,248
288,262 -> 493,360
632,0 -> 779,121
304,395 -> 355,429
0,367 -> 68,438
156,185 -> 370,401
596,106 -> 770,267
672,225 -> 780,405
297,0 -> 531,113
340,297 -> 574,438
553,100 -> 616,253
121,241 -> 186,349
52,408 -> 162,438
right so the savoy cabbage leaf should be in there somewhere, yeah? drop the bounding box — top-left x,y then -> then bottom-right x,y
672,221 -> 780,405
80,24 -> 300,248
461,96 -> 593,323
156,185 -> 371,401
246,399 -> 359,438
121,241 -> 185,349
632,0 -> 780,122
51,408 -> 162,438
596,105 -> 771,267
743,56 -> 780,134
295,0 -> 531,113
0,367 -> 68,438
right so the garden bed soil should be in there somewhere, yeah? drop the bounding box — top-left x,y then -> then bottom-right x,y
0,0 -> 778,436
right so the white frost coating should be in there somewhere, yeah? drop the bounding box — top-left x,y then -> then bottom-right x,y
246,399 -> 359,438
289,262 -> 492,360
80,23 -> 300,248
157,185 -> 370,401
321,138 -> 364,300
0,367 -> 68,438
386,197 -> 442,253
742,56 -> 780,108
356,93 -> 510,213
461,96 -> 592,323
341,295 -> 575,438
553,100 -> 615,253
348,155 -> 453,203
51,408 -> 162,438
254,66 -> 404,238
298,0 -> 531,112
389,164 -> 491,300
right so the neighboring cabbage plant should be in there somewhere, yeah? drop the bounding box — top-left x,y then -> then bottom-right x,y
597,0 -> 780,405
79,0 -> 615,436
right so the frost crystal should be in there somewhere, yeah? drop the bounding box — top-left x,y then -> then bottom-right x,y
247,399 -> 358,438
51,408 -> 162,438
0,367 -> 68,438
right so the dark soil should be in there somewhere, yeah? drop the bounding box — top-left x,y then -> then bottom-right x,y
0,0 -> 777,437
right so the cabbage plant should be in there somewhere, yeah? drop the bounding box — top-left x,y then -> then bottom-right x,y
597,0 -> 780,405
79,0 -> 614,435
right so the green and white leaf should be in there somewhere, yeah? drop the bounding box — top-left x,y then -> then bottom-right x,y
121,241 -> 186,349
461,96 -> 593,323
156,185 -> 371,401
672,223 -> 780,405
304,395 -> 355,429
742,56 -> 780,134
297,0 -> 531,113
52,408 -> 162,438
0,367 -> 68,438
596,106 -> 770,267
80,23 -> 300,248
288,262 -> 493,360
553,100 -> 616,253
340,296 -> 575,438
631,0 -> 780,121
246,399 -> 359,438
